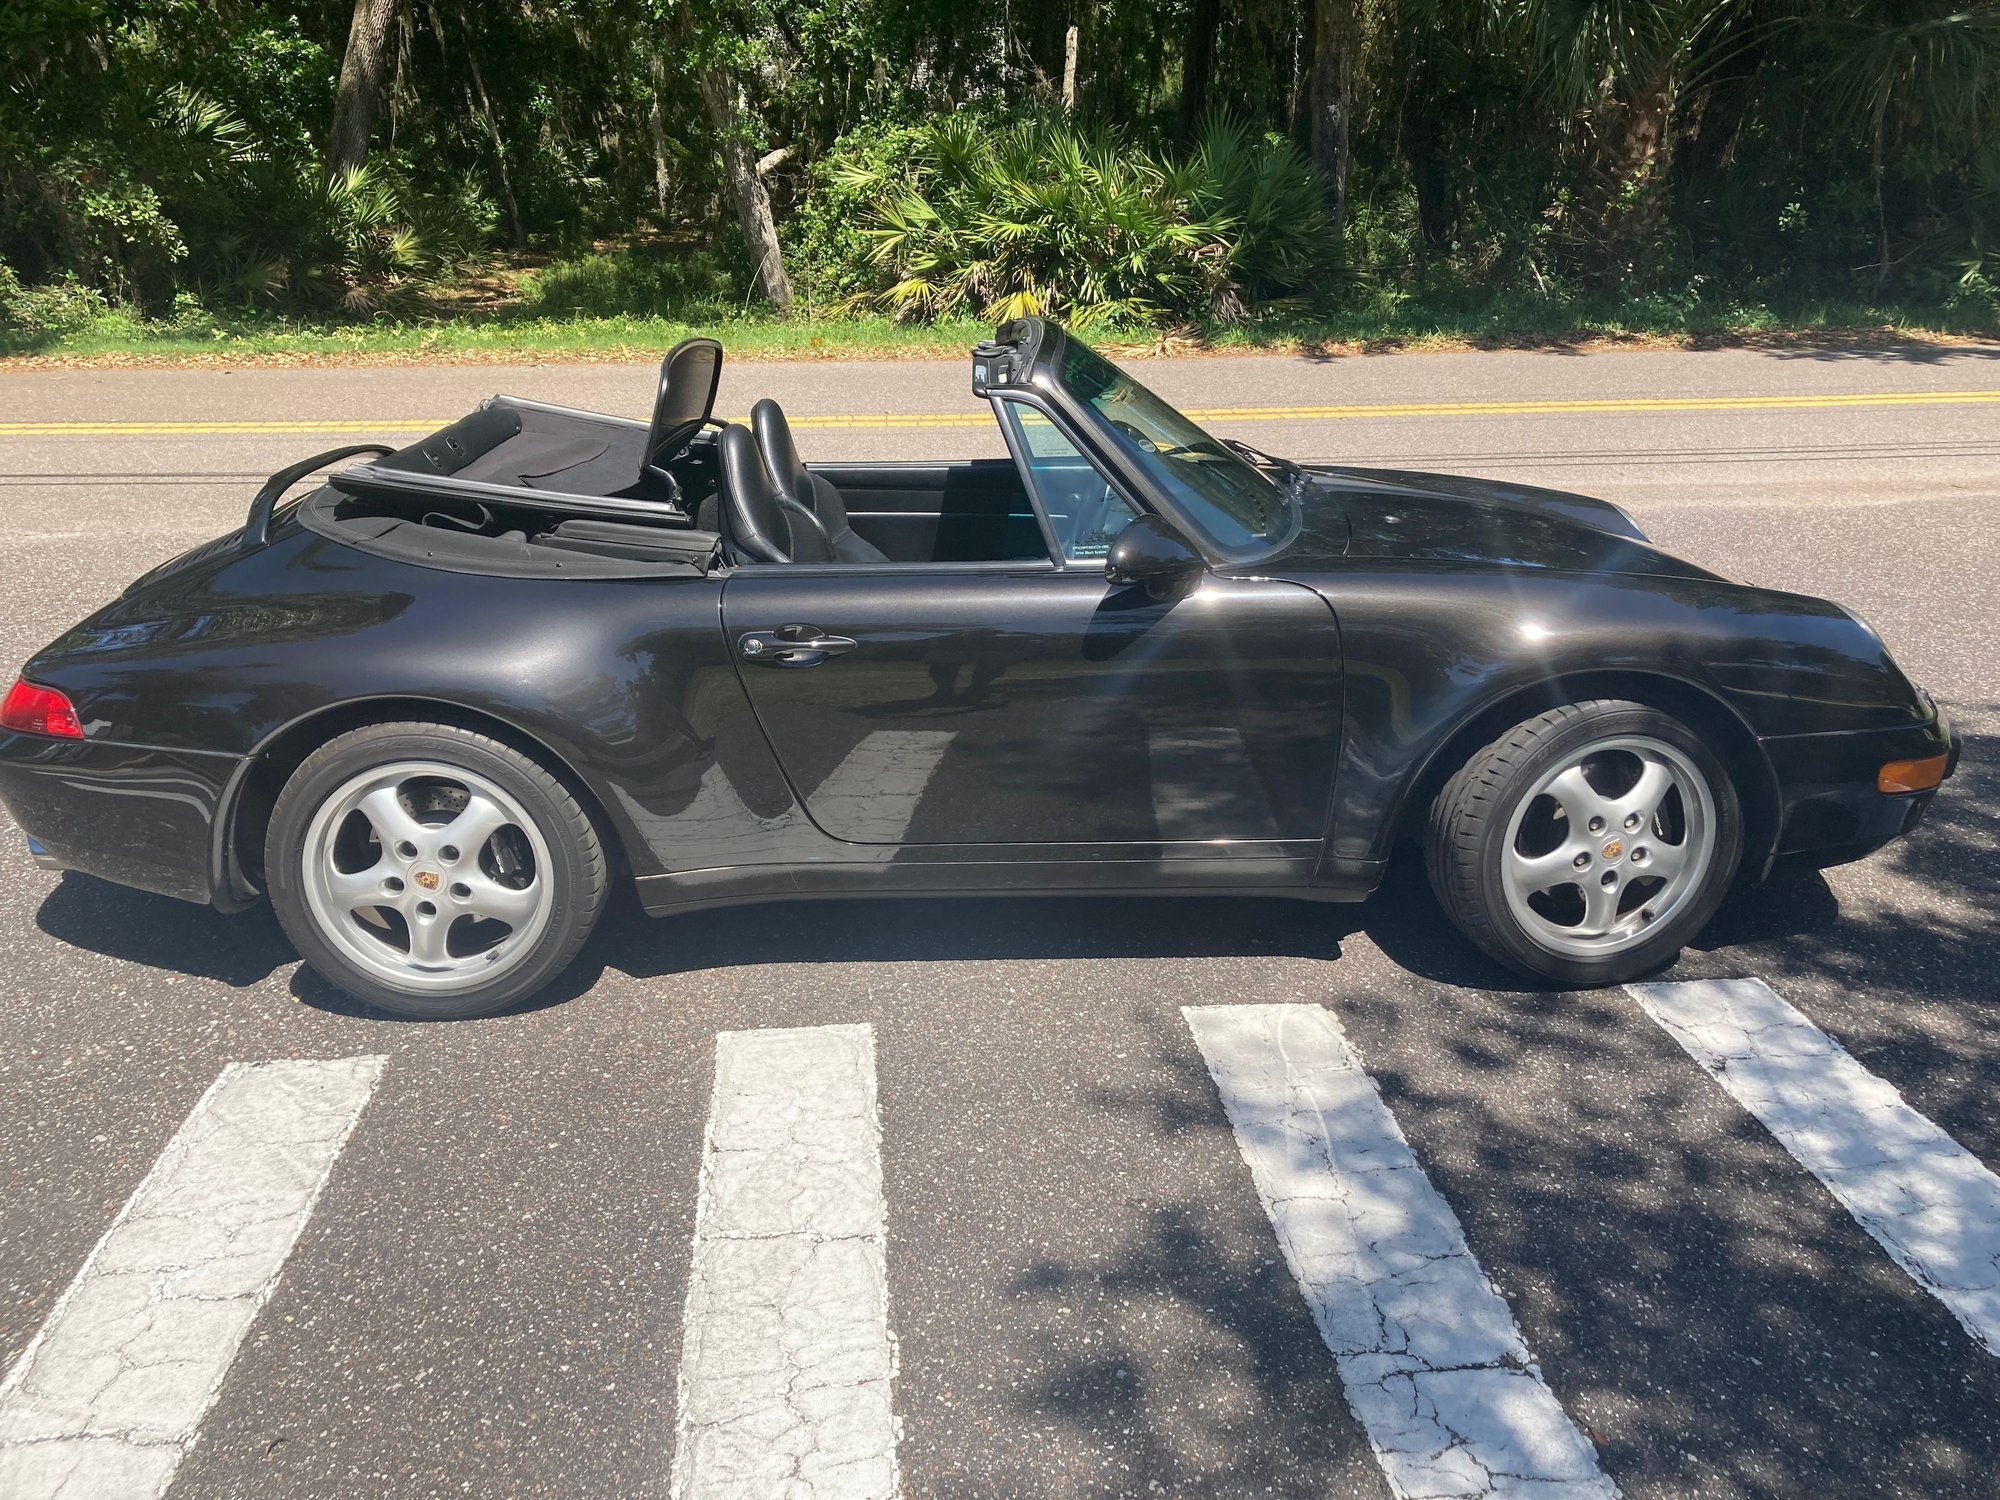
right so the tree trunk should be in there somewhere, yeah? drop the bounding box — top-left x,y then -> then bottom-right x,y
328,0 -> 400,175
1061,24 -> 1079,111
454,3 -> 522,246
1179,0 -> 1222,138
1870,94 -> 1890,289
1411,144 -> 1455,271
1593,68 -> 1677,286
698,69 -> 794,314
1303,0 -> 1357,242
647,48 -> 673,221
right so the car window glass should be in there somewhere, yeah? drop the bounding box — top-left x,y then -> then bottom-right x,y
999,403 -> 1138,564
1058,340 -> 1295,559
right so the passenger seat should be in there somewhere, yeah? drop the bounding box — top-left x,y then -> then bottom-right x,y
716,423 -> 835,563
751,399 -> 888,563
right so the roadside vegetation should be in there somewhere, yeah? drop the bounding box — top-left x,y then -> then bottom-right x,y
5,1 -> 1997,363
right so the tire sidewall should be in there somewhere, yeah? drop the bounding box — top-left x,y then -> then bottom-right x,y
1468,704 -> 1742,985
267,725 -> 601,1019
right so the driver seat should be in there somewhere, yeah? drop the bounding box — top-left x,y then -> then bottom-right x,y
751,399 -> 887,563
717,424 -> 834,563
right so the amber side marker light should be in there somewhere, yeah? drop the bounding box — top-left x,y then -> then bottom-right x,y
0,679 -> 84,739
1878,754 -> 1948,794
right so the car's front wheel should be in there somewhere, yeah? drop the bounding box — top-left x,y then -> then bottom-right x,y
1426,699 -> 1742,986
267,722 -> 607,1019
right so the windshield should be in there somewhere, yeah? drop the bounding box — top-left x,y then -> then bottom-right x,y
1057,339 -> 1297,559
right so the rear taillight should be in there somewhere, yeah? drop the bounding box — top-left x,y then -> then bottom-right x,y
1,679 -> 84,739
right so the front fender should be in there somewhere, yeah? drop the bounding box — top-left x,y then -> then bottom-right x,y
1302,566 -> 1922,871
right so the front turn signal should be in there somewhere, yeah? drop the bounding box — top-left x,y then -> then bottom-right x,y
1878,753 -> 1948,794
0,679 -> 84,739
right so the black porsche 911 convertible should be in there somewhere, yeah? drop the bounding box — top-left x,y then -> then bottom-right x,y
0,319 -> 1958,1017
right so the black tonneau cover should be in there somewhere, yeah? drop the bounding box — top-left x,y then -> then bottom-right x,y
333,395 -> 701,529
296,486 -> 720,579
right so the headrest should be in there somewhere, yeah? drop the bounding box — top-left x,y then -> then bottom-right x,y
751,399 -> 807,492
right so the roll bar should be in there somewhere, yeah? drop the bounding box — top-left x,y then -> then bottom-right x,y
244,443 -> 396,547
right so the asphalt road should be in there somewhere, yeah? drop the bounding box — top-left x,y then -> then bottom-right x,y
1,342 -> 1996,1499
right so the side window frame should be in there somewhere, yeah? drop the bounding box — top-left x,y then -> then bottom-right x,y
990,393 -> 1146,571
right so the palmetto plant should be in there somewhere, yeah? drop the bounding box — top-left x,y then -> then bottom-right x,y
210,163 -> 490,317
1182,116 -> 1337,314
293,165 -> 489,316
1510,0 -> 1751,280
846,115 -> 1197,326
1819,2 -> 2000,283
144,86 -> 490,317
838,112 -> 1336,327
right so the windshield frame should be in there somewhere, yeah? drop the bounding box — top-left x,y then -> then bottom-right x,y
1021,326 -> 1302,565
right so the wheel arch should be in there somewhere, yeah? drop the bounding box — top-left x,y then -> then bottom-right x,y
215,696 -> 631,907
1387,669 -> 1780,878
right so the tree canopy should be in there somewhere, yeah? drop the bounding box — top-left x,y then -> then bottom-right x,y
3,0 -> 1995,333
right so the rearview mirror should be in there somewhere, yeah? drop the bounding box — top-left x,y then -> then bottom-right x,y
1105,515 -> 1205,596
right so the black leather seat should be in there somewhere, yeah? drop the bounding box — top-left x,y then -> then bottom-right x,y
717,423 -> 835,563
751,398 -> 888,563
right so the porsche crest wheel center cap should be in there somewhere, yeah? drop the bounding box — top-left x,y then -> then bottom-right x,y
414,869 -> 441,891
1600,838 -> 1624,861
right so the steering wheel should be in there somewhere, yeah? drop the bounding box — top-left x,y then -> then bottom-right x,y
1110,419 -> 1158,453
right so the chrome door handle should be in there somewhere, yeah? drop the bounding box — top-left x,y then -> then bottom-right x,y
739,625 -> 857,666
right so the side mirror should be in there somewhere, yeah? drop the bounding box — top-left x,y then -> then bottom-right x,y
1105,514 -> 1205,596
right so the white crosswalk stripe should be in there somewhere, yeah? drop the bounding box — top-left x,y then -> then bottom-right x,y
1185,1002 -> 1617,1500
14,975 -> 2000,1494
0,1056 -> 385,1500
670,1024 -> 900,1500
1631,977 -> 2000,1356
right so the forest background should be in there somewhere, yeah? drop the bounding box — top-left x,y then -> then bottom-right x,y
5,0 -> 1996,360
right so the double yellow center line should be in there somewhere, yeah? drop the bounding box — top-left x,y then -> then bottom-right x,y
2,388 -> 1996,437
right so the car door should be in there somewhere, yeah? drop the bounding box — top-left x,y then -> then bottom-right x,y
719,408 -> 1342,866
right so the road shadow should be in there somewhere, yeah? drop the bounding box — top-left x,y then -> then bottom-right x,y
595,888 -> 1365,976
994,1206 -> 1372,1496
34,874 -> 296,988
1761,339 -> 2000,364
1283,332 -> 2000,364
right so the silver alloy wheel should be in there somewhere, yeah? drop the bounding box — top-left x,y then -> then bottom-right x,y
1499,734 -> 1716,958
298,759 -> 555,994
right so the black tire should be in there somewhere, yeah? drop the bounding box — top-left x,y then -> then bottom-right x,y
266,722 -> 607,1019
1425,699 -> 1743,987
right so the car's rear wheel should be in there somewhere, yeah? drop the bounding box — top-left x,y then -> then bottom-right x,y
1426,700 -> 1742,986
267,722 -> 606,1018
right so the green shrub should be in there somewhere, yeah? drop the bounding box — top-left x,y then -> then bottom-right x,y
821,110 -> 1339,328
521,241 -> 742,318
0,263 -> 115,347
7,69 -> 491,324
786,120 -> 931,307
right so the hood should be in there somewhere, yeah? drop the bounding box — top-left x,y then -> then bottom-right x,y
1252,466 -> 1721,581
